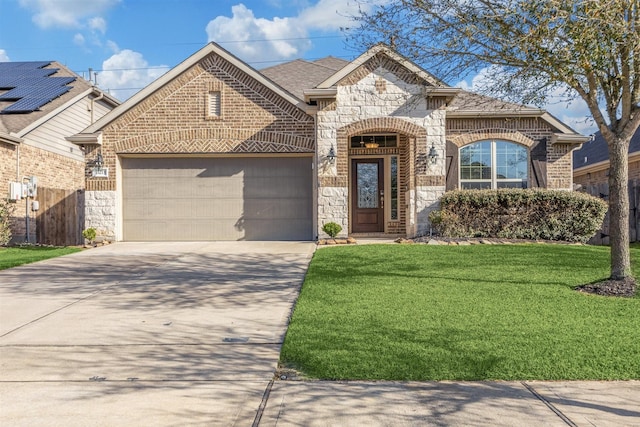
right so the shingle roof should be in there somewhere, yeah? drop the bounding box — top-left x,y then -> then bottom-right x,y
260,57 -> 349,100
573,128 -> 640,169
0,61 -> 94,135
447,90 -> 540,113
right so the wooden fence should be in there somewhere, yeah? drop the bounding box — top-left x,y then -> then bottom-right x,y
35,188 -> 84,246
581,179 -> 640,245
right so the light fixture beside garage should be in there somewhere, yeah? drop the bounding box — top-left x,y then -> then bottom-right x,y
88,151 -> 108,178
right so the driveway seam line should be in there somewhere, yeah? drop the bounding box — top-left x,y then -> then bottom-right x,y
252,378 -> 275,427
0,288 -> 109,338
521,381 -> 577,427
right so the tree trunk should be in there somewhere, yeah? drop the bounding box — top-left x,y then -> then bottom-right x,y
608,137 -> 632,279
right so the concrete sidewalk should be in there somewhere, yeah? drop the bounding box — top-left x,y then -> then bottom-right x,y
257,380 -> 640,426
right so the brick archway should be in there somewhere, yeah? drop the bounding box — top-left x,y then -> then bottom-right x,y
447,128 -> 536,148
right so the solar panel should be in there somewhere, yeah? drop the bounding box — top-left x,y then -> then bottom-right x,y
0,77 -> 76,100
2,97 -> 53,113
0,61 -> 76,113
0,86 -> 34,99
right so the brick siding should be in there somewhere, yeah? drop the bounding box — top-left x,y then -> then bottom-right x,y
87,53 -> 315,192
1,142 -> 84,242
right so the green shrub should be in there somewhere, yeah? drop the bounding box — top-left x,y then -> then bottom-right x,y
428,189 -> 607,243
0,198 -> 15,246
322,222 -> 342,239
82,227 -> 97,244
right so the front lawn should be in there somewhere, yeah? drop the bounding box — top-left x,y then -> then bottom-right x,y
280,244 -> 640,380
0,246 -> 82,270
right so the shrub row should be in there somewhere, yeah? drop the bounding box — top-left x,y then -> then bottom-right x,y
428,189 -> 607,243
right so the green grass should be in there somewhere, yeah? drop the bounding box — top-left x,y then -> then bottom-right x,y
0,246 -> 82,270
281,244 -> 640,381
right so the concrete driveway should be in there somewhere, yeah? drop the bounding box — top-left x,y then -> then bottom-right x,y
0,241 -> 316,426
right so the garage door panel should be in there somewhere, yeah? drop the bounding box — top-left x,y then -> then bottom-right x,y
122,157 -> 313,241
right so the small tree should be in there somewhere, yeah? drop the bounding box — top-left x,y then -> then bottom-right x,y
0,198 -> 15,246
353,0 -> 640,282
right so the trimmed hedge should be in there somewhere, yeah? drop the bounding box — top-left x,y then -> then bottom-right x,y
428,189 -> 607,243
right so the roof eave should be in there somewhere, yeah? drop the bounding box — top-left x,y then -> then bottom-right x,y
303,88 -> 338,103
66,132 -> 102,145
424,87 -> 462,103
551,133 -> 590,145
0,132 -> 23,145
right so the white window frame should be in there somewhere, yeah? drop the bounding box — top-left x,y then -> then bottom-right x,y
459,140 -> 528,189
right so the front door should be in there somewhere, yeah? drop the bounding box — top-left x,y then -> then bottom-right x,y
352,158 -> 384,233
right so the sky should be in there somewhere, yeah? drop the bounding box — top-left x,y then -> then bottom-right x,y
0,0 -> 597,135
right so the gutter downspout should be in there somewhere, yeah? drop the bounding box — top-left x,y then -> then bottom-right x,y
90,91 -> 105,124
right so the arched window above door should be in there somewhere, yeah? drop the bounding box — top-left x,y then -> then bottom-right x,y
460,140 -> 528,189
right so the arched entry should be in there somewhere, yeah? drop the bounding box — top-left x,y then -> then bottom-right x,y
337,118 -> 427,235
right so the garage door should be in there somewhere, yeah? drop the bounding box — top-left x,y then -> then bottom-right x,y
121,156 -> 313,241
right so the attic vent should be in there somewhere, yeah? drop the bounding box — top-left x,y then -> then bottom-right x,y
208,91 -> 221,117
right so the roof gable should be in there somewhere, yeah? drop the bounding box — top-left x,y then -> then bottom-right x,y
83,43 -> 308,134
317,44 -> 445,89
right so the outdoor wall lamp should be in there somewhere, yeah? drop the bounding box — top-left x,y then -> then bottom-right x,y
94,152 -> 104,169
428,144 -> 439,164
327,145 -> 336,162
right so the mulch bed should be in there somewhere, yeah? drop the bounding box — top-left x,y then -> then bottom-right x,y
575,277 -> 637,298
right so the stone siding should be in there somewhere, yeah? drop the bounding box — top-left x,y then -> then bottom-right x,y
316,54 -> 448,237
85,191 -> 117,241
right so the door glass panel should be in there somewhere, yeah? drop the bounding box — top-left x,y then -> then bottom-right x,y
390,156 -> 398,220
357,163 -> 378,208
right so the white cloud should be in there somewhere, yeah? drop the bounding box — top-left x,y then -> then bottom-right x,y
88,16 -> 107,34
206,4 -> 309,64
18,0 -> 119,29
98,49 -> 169,101
73,33 -> 85,46
298,0 -> 365,30
0,49 -> 10,62
205,1 -> 379,64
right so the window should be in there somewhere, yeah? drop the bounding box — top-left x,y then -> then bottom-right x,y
208,91 -> 221,117
350,134 -> 398,148
460,140 -> 528,189
390,156 -> 398,220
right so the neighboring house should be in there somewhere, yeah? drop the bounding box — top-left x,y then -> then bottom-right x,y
573,128 -> 640,244
70,43 -> 588,242
573,129 -> 640,188
1,61 -> 118,245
